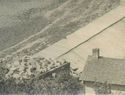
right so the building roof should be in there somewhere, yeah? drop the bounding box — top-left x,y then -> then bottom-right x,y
80,53 -> 125,85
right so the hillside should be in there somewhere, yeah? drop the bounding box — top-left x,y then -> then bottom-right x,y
0,0 -> 120,58
0,0 -> 67,50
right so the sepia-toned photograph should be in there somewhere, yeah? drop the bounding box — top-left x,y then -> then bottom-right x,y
0,0 -> 125,95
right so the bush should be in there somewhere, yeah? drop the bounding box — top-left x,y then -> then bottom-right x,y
0,75 -> 82,95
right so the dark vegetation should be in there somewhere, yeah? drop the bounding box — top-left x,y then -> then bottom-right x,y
0,55 -> 82,95
0,66 -> 82,95
94,81 -> 111,95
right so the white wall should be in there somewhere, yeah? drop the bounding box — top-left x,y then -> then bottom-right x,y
85,86 -> 96,95
112,89 -> 125,95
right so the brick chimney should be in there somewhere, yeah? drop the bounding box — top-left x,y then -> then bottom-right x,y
92,48 -> 100,58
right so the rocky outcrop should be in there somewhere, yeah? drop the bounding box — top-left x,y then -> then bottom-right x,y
5,56 -> 69,83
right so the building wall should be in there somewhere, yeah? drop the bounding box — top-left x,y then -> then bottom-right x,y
85,86 -> 95,95
84,81 -> 96,95
83,81 -> 125,95
111,84 -> 125,95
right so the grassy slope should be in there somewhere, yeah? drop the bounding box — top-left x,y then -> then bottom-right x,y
0,0 -> 67,50
0,0 -> 120,58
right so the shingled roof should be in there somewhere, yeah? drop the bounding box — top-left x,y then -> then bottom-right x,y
80,49 -> 125,85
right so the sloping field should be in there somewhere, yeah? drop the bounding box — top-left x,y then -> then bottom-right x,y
0,0 -> 67,51
0,0 -> 119,58
30,5 -> 125,73
59,17 -> 125,73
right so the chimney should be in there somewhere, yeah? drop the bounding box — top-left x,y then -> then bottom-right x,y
92,48 -> 100,58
